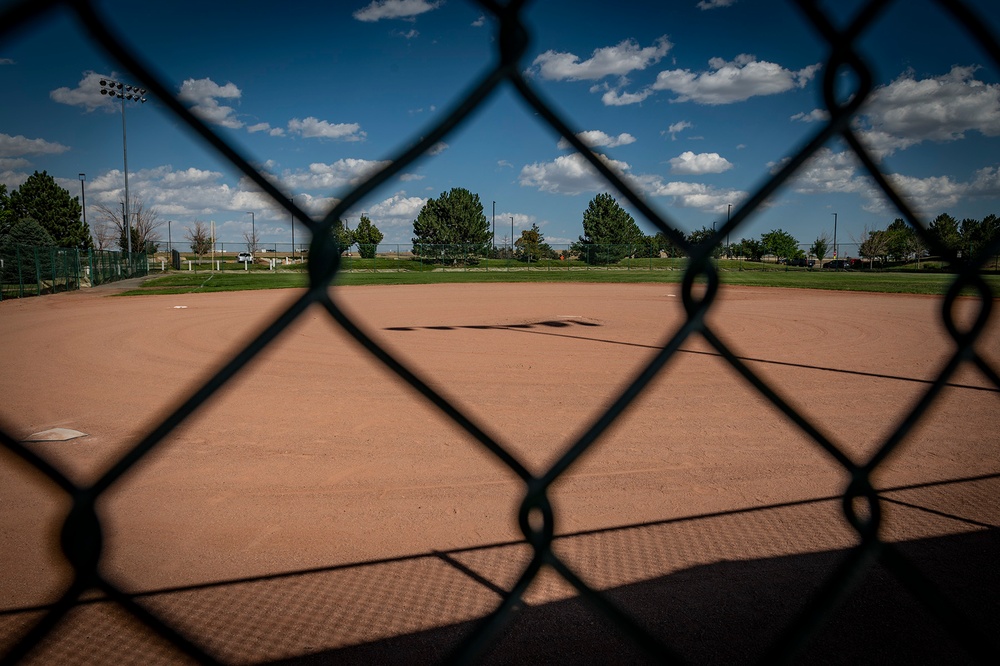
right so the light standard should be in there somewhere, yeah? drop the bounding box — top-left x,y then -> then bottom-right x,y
492,200 -> 496,254
99,78 -> 147,259
511,216 -> 514,256
832,212 -> 838,262
78,173 -> 87,233
727,203 -> 732,257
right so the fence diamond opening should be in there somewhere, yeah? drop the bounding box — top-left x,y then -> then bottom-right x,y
1,0 -> 999,664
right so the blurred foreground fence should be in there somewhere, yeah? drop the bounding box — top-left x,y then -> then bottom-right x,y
2,0 -> 1000,665
0,245 -> 148,301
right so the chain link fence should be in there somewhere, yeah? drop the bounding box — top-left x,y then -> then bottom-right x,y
0,245 -> 147,300
2,0 -> 999,663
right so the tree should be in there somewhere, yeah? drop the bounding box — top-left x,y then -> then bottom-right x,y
243,227 -> 260,254
857,225 -> 889,267
515,223 -> 552,262
93,196 -> 161,254
8,171 -> 91,249
412,187 -> 490,263
185,220 -> 213,258
685,225 -> 721,258
928,213 -> 961,255
353,215 -> 384,259
0,217 -> 55,250
760,228 -> 799,262
332,219 -> 355,254
0,184 -> 13,238
810,234 -> 830,263
572,192 -> 645,264
741,238 -> 764,262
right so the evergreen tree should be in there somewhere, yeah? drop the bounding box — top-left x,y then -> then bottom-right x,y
572,192 -> 644,264
8,171 -> 92,249
353,214 -> 384,259
928,213 -> 961,255
412,187 -> 490,263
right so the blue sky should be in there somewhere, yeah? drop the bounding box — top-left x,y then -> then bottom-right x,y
2,0 -> 1000,250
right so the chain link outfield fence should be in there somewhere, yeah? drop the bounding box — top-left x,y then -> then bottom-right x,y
0,245 -> 147,300
2,0 -> 1000,663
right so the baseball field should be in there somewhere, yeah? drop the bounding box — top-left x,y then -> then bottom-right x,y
1,279 -> 997,663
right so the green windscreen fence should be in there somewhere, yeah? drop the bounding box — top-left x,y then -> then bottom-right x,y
0,246 -> 148,300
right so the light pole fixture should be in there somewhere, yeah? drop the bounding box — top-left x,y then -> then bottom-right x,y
99,77 -> 147,259
492,200 -> 496,252
511,216 -> 514,254
78,173 -> 87,234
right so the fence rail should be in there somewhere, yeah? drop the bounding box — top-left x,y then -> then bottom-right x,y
0,245 -> 148,300
1,0 -> 999,664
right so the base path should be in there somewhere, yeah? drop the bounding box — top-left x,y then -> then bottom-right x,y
1,282 -> 998,664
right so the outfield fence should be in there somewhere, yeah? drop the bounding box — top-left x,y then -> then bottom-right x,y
1,0 -> 999,664
0,245 -> 148,301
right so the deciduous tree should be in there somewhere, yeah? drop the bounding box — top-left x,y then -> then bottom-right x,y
185,220 -> 213,258
353,214 -> 384,259
514,223 -> 552,262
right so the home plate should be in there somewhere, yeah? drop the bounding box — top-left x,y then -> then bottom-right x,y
24,428 -> 88,442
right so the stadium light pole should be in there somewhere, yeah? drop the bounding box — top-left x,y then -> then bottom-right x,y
511,216 -> 514,255
492,200 -> 496,253
832,212 -> 838,261
99,78 -> 147,263
727,203 -> 732,256
78,173 -> 87,232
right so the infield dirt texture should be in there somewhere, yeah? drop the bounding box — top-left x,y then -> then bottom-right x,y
1,282 -> 998,663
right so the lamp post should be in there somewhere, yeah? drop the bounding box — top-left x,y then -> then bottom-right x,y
727,203 -> 732,257
832,212 -> 838,262
99,78 -> 147,261
511,216 -> 514,256
168,220 -> 172,254
492,200 -> 496,254
78,173 -> 87,233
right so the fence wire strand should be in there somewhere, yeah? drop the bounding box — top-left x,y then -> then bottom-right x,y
1,0 -> 999,664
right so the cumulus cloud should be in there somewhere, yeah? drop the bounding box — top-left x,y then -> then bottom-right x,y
855,65 -> 1000,158
791,108 -> 829,123
652,54 -> 821,104
178,78 -> 243,129
632,175 -> 746,213
557,130 -> 637,150
353,0 -> 443,22
668,151 -> 733,175
519,153 -> 632,195
50,71 -> 120,112
0,133 -> 70,157
664,121 -> 694,141
601,88 -> 655,106
697,0 -> 737,8
529,36 -> 672,81
281,158 -> 389,190
287,117 -> 366,141
472,14 -> 485,27
363,191 -> 428,230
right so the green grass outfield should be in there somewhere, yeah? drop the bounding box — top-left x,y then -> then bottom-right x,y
120,266 -> 1000,297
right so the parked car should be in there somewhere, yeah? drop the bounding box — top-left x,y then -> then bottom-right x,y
786,258 -> 815,267
237,252 -> 253,263
823,259 -> 850,269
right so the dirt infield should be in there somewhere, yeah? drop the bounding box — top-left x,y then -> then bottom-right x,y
1,282 -> 998,663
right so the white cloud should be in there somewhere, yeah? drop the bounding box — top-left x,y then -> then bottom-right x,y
50,71 -> 119,112
0,133 -> 70,157
697,0 -> 737,8
396,29 -> 419,39
529,36 -> 672,81
652,54 -> 821,104
0,58 -> 14,65
632,175 -> 747,213
281,158 -> 389,190
247,122 -> 271,133
855,65 -> 1000,158
669,151 -> 733,175
353,0 -> 443,22
601,88 -> 655,106
0,158 -> 30,170
497,160 -> 514,169
427,141 -> 448,155
557,130 -> 637,150
362,191 -> 428,230
178,78 -> 243,129
287,116 -> 366,141
472,14 -> 485,27
791,109 -> 829,123
519,153 -> 632,195
399,173 -> 424,181
666,120 -> 693,140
